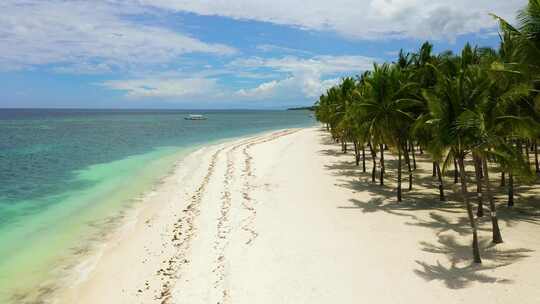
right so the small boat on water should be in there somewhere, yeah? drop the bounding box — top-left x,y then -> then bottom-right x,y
184,114 -> 208,120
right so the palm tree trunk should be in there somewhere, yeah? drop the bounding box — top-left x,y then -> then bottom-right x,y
500,171 -> 506,187
453,157 -> 459,184
436,162 -> 445,201
508,171 -> 514,207
397,147 -> 402,202
379,144 -> 385,186
353,141 -> 360,166
362,144 -> 366,173
432,162 -> 437,177
473,154 -> 484,217
369,142 -> 377,183
411,142 -> 417,170
478,157 -> 484,178
482,157 -> 503,244
404,144 -> 413,190
458,156 -> 482,264
535,141 -> 539,173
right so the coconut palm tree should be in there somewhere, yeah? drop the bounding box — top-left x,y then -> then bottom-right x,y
422,62 -> 493,263
360,63 -> 418,201
412,110 -> 447,202
492,0 -> 540,78
313,0 -> 540,263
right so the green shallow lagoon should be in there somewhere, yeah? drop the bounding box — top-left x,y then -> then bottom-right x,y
0,147 -> 189,298
0,109 -> 315,302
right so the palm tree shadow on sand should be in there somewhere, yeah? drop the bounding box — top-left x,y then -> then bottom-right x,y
322,128 -> 539,289
342,197 -> 462,221
340,191 -> 535,289
414,235 -> 533,289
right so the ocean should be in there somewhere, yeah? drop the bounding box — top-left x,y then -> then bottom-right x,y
0,109 -> 315,301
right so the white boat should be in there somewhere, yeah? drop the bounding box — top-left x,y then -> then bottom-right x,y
184,114 -> 208,120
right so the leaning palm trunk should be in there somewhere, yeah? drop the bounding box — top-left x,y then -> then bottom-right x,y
473,154 -> 484,217
435,162 -> 445,201
482,157 -> 503,244
379,144 -> 385,185
458,156 -> 482,263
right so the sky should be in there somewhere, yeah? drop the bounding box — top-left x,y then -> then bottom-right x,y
0,0 -> 527,109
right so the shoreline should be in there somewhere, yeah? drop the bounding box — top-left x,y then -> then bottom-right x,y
20,126 -> 540,303
1,146 -> 195,303
39,128 -> 301,304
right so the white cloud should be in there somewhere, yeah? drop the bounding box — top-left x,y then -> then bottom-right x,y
52,62 -> 115,75
103,55 -> 374,103
237,80 -> 282,98
230,55 -> 375,100
235,76 -> 340,101
0,0 -> 235,71
140,0 -> 525,40
256,44 -> 313,55
229,55 -> 375,75
101,78 -> 220,99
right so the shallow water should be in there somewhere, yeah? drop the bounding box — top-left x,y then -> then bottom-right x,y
0,109 -> 315,301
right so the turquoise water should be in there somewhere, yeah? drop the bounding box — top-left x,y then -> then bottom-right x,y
0,109 -> 315,301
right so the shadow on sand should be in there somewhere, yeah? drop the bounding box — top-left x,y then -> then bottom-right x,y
414,235 -> 532,289
319,129 -> 539,289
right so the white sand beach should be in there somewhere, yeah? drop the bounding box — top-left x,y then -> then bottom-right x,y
54,127 -> 540,304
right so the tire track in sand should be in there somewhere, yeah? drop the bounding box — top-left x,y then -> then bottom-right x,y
212,129 -> 299,304
212,135 -> 266,304
156,129 -> 299,304
212,146 -> 235,304
156,146 -> 225,304
240,129 -> 299,245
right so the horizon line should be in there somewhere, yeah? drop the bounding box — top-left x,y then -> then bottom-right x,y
0,107 -> 309,111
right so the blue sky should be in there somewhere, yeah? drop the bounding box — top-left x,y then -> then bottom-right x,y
0,0 -> 527,109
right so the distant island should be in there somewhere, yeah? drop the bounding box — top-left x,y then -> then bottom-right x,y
287,106 -> 315,111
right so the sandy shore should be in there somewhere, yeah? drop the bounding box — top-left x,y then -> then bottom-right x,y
55,127 -> 540,304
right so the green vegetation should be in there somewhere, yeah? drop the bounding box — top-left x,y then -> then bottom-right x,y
314,0 -> 540,264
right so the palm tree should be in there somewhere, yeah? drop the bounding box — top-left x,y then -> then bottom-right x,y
360,63 -> 418,201
489,11 -> 540,207
492,0 -> 540,78
334,78 -> 357,154
413,112 -> 447,202
312,0 -> 540,263
422,62 -> 493,263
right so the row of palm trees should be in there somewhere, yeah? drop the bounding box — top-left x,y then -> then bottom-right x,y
314,0 -> 540,264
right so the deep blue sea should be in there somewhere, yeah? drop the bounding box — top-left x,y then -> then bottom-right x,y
0,109 -> 315,301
